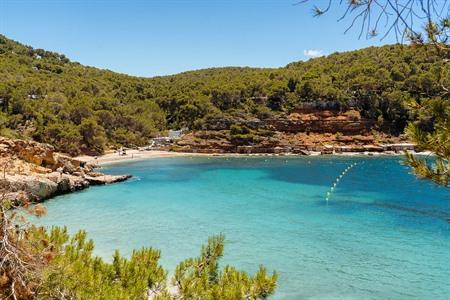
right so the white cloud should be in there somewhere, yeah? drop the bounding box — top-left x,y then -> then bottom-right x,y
303,49 -> 323,58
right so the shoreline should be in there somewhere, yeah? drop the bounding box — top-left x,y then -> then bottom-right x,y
77,149 -> 434,167
76,150 -> 205,166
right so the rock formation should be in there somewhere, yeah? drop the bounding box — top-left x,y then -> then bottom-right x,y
0,137 -> 131,204
171,108 -> 414,154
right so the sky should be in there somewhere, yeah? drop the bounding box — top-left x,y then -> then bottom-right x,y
1,0 -> 397,77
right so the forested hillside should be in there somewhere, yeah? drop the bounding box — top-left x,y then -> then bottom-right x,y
0,35 -> 448,154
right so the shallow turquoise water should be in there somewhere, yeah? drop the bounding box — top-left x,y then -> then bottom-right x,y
33,156 -> 449,299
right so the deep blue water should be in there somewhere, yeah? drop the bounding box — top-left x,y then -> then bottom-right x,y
32,156 -> 450,299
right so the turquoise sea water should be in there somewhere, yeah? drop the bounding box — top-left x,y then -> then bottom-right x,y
32,156 -> 449,299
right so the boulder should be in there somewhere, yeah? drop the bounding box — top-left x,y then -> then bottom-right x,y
84,174 -> 131,185
3,174 -> 58,201
65,174 -> 90,191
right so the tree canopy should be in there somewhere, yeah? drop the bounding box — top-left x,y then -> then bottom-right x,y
0,35 -> 448,156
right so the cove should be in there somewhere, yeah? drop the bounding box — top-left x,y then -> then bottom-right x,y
31,156 -> 450,299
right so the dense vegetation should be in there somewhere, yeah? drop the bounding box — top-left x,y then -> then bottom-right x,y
0,35 -> 448,155
0,201 -> 277,300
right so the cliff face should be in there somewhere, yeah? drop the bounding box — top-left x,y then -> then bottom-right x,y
270,109 -> 374,134
173,108 -> 411,154
0,138 -> 57,168
0,137 -> 130,204
200,109 -> 373,134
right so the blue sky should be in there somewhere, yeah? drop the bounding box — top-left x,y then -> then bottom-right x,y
1,0 -> 397,77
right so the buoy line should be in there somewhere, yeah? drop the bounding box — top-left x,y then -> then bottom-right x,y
326,162 -> 358,202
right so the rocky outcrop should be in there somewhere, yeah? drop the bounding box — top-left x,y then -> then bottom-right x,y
173,108 -> 414,155
0,137 -> 56,167
4,174 -> 59,201
198,109 -> 374,135
0,137 -> 131,204
84,174 -> 131,185
268,109 -> 375,135
268,118 -> 374,134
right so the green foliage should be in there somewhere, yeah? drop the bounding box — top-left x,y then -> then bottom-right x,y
229,124 -> 275,146
37,227 -> 167,299
173,234 -> 278,300
404,97 -> 450,186
229,124 -> 258,145
0,35 -> 448,155
21,226 -> 276,300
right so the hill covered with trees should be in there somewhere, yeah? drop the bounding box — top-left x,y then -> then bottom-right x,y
0,35 -> 448,155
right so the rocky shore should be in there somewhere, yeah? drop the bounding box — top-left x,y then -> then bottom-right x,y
0,137 -> 131,204
173,133 -> 415,155
169,109 -> 416,155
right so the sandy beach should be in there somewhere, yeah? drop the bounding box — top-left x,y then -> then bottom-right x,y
76,150 -> 297,166
76,148 -> 432,167
76,150 -> 198,166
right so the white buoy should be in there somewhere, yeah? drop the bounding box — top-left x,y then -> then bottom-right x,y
326,162 -> 356,202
